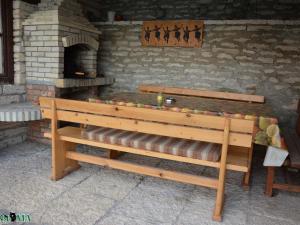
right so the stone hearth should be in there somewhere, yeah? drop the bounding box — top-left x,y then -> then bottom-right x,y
23,0 -> 102,86
19,0 -> 114,143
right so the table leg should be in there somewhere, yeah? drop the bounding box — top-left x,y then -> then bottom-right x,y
265,167 -> 275,197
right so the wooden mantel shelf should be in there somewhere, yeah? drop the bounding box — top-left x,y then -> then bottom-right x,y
55,77 -> 115,88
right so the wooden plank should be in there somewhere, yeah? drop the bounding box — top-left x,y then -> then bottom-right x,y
213,118 -> 230,221
66,151 -> 218,189
41,109 -> 253,148
138,84 -> 265,103
44,127 -> 249,172
108,150 -> 124,159
39,97 -> 254,133
273,183 -> 300,193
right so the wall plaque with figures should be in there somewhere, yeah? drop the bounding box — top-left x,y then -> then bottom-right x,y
141,20 -> 204,48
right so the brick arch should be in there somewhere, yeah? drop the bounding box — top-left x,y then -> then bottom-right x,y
62,34 -> 99,50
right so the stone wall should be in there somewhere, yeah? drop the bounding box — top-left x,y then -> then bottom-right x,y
87,0 -> 300,21
0,85 -> 27,149
97,22 -> 300,127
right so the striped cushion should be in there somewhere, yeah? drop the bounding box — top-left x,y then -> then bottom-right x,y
81,126 -> 221,162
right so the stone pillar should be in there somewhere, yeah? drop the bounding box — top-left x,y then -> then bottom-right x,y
26,84 -> 59,144
13,0 -> 37,85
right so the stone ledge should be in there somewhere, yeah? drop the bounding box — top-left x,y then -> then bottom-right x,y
93,20 -> 300,26
0,102 -> 41,122
23,19 -> 102,35
55,77 -> 115,88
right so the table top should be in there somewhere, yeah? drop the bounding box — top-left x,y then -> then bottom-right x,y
105,92 -> 274,118
98,91 -> 283,148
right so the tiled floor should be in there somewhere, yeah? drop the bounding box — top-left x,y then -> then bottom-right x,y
0,141 -> 300,225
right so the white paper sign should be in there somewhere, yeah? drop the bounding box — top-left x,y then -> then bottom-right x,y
263,146 -> 289,167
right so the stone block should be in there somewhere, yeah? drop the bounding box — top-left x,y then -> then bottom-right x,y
31,41 -> 44,47
25,47 -> 38,52
166,63 -> 184,68
277,59 -> 292,64
30,31 -> 44,36
45,63 -> 61,68
14,75 -> 26,85
201,52 -> 213,57
257,57 -> 274,64
0,95 -> 21,105
24,26 -> 37,31
213,25 -> 246,31
112,52 -> 129,57
26,57 -> 38,62
184,68 -> 206,74
217,53 -> 233,60
44,30 -> 59,36
38,57 -> 59,63
212,47 -> 240,55
32,52 -> 45,57
32,62 -> 45,67
275,45 -> 299,51
37,25 -> 53,30
2,85 -> 25,95
129,41 -> 141,47
44,41 -> 59,47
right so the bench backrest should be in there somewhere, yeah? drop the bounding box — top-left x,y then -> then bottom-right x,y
40,97 -> 254,148
139,84 -> 265,103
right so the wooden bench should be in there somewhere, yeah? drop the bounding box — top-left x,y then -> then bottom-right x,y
139,84 -> 265,103
265,101 -> 300,196
39,97 -> 255,221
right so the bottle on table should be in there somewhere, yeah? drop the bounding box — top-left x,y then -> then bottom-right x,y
157,92 -> 164,107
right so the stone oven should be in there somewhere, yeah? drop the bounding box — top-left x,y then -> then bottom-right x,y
21,0 -> 114,142
23,0 -> 113,91
62,34 -> 98,79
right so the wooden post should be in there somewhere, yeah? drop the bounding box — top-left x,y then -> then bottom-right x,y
51,100 -> 80,180
265,167 -> 275,197
51,99 -> 62,180
213,118 -> 230,221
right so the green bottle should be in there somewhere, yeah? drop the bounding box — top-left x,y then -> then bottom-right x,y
157,92 -> 164,107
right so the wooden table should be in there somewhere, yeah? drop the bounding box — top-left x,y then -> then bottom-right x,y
105,92 -> 274,118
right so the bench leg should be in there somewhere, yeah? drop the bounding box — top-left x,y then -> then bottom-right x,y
213,169 -> 226,221
213,119 -> 230,221
51,141 -> 80,181
242,145 -> 254,190
242,173 -> 250,190
265,167 -> 275,197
